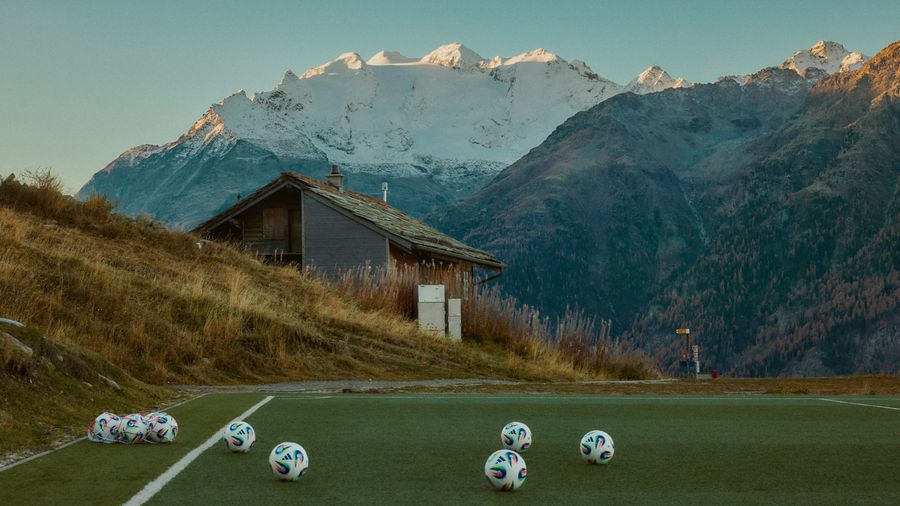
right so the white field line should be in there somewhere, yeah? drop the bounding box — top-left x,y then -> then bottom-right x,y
0,393 -> 209,473
819,397 -> 900,412
274,393 -> 900,404
271,395 -> 337,400
122,395 -> 274,506
275,394 -> 829,402
0,436 -> 87,473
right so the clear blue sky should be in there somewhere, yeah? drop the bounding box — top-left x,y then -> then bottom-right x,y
2,0 -> 898,193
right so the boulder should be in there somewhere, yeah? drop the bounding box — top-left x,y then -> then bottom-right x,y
1,330 -> 33,359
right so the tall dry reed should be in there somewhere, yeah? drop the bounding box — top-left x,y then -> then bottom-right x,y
319,264 -> 656,379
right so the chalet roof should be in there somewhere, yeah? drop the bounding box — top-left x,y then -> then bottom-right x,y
193,172 -> 503,270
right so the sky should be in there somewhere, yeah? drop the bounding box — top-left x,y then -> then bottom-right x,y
1,0 -> 899,193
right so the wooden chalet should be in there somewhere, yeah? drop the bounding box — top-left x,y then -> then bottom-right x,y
192,167 -> 503,277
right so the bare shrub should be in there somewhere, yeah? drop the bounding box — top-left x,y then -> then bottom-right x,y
22,168 -> 64,193
82,193 -> 116,220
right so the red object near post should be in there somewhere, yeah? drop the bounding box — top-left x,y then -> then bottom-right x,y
711,370 -> 719,379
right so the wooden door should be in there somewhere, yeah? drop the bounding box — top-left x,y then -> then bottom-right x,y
262,208 -> 286,240
288,209 -> 302,253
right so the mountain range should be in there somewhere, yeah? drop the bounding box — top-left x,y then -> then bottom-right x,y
433,40 -> 898,376
79,41 -> 854,228
79,43 -> 627,226
80,41 -> 869,229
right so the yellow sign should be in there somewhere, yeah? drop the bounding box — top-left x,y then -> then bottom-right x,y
676,328 -> 690,334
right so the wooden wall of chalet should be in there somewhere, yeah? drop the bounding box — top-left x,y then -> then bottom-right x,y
388,244 -> 474,277
238,187 -> 302,255
302,195 -> 389,274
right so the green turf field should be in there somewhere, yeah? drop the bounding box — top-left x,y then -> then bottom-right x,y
1,393 -> 899,505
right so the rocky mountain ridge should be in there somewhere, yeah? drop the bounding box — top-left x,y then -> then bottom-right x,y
431,40 -> 897,376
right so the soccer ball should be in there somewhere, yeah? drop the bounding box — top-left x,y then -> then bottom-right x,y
223,421 -> 256,452
484,449 -> 527,491
145,413 -> 179,443
88,412 -> 122,443
500,421 -> 532,452
142,411 -> 166,426
268,442 -> 309,481
580,430 -> 615,464
119,414 -> 148,444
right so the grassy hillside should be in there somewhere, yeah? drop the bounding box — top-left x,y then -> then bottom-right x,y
1,174 -> 608,385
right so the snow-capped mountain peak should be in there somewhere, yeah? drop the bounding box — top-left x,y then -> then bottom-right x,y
83,42 -> 629,227
273,70 -> 302,90
164,43 -> 630,177
367,50 -> 418,65
624,65 -> 690,94
364,46 -> 566,69
781,40 -> 869,75
300,52 -> 368,78
504,48 -> 561,65
717,40 -> 869,85
636,65 -> 671,83
420,42 -> 484,70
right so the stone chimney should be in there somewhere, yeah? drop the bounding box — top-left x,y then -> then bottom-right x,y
326,164 -> 344,190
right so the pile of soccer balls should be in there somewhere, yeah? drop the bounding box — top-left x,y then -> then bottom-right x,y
223,421 -> 309,481
87,411 -> 179,444
484,421 -> 615,492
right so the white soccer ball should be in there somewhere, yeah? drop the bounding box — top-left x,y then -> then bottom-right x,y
119,414 -> 148,444
268,442 -> 309,481
484,449 -> 527,491
223,421 -> 256,452
88,412 -> 122,443
146,413 -> 179,443
500,421 -> 532,452
142,411 -> 166,425
580,430 -> 615,464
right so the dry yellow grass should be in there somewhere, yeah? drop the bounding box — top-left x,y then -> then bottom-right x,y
0,173 -> 611,385
328,265 -> 657,379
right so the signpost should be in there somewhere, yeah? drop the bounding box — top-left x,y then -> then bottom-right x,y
675,328 -> 693,378
692,344 -> 700,376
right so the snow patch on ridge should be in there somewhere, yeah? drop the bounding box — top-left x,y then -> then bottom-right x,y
483,48 -> 562,68
781,40 -> 869,75
100,144 -> 162,173
301,52 -> 368,78
624,65 -> 691,94
420,43 -> 484,70
367,50 -> 419,65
